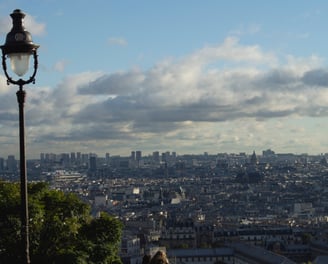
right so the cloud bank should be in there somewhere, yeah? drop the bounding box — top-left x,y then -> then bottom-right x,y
1,37 -> 328,157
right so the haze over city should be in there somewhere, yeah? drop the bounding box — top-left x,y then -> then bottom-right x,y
1,1 -> 328,158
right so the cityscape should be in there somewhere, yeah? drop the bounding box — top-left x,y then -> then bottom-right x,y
2,148 -> 328,263
2,1 -> 328,263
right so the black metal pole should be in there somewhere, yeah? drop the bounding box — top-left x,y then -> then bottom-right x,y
16,84 -> 30,264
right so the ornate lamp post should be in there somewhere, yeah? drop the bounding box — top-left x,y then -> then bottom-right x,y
0,9 -> 39,264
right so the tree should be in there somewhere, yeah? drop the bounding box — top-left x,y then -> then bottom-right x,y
0,181 -> 21,262
79,212 -> 123,264
0,181 -> 123,264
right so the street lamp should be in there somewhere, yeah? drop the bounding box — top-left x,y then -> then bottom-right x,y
0,9 -> 39,264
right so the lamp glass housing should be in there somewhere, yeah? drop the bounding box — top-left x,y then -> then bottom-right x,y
8,53 -> 30,77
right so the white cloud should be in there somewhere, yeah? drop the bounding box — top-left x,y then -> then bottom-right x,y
2,37 -> 328,156
53,60 -> 70,72
24,13 -> 46,36
108,37 -> 128,46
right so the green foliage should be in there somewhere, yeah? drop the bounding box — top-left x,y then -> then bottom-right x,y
0,181 -> 123,264
79,212 -> 123,264
0,181 -> 21,261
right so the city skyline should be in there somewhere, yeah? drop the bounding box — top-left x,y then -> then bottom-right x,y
1,1 -> 328,158
0,148 -> 324,162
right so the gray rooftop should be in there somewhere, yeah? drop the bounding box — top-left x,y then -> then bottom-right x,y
230,242 -> 297,264
167,247 -> 233,258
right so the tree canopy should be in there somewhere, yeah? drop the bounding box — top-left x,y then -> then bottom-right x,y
0,181 -> 123,264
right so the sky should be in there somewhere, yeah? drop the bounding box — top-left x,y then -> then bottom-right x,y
1,1 -> 328,158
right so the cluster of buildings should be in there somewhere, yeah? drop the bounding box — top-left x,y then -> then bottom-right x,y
2,149 -> 328,263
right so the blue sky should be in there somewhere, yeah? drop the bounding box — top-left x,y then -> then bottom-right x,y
1,1 -> 328,158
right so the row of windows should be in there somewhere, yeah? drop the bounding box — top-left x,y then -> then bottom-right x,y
161,235 -> 195,239
239,235 -> 293,241
175,255 -> 232,262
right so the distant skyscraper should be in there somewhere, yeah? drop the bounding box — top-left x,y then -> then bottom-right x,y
106,153 -> 110,165
161,152 -> 167,162
136,151 -> 142,161
131,151 -> 136,160
171,151 -> 177,162
82,153 -> 89,164
153,151 -> 160,163
70,152 -> 76,164
7,155 -> 17,172
136,151 -> 142,167
0,157 -> 4,171
89,156 -> 97,172
60,153 -> 70,166
45,153 -> 57,163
